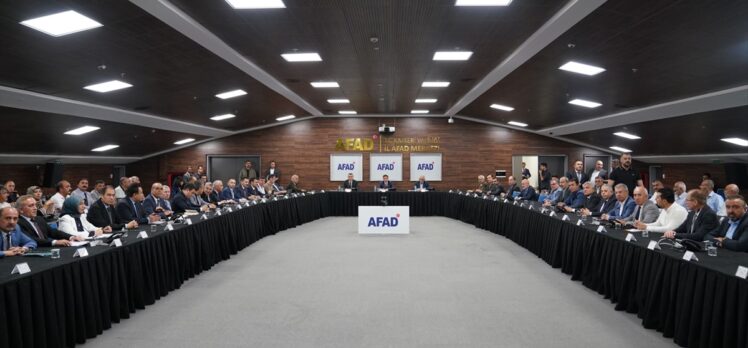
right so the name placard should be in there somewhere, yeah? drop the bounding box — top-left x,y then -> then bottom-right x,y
166,223 -> 174,231
11,262 -> 31,275
137,231 -> 149,239
111,239 -> 123,247
647,240 -> 660,250
597,226 -> 607,233
358,206 -> 410,235
73,248 -> 89,258
736,266 -> 748,279
625,233 -> 637,242
683,251 -> 699,262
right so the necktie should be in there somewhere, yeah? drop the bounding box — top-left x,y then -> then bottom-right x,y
349,180 -> 352,187
634,206 -> 641,220
599,201 -> 605,212
31,220 -> 44,239
691,211 -> 699,233
132,200 -> 139,218
3,233 -> 10,251
105,205 -> 113,225
83,193 -> 89,206
231,190 -> 235,199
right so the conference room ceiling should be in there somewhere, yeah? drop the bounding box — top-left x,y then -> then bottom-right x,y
0,0 -> 745,162
0,106 -> 207,157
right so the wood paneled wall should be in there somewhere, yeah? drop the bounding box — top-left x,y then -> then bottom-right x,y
129,117 -> 613,191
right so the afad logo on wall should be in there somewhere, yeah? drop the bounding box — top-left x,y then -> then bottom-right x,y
377,161 -> 396,171
417,161 -> 435,171
368,213 -> 400,227
337,161 -> 356,171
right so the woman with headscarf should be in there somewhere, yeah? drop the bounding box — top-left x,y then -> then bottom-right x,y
57,196 -> 109,238
27,186 -> 56,218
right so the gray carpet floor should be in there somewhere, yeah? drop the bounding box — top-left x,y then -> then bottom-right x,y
83,217 -> 675,348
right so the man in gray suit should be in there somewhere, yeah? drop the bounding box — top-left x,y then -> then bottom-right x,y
618,186 -> 660,223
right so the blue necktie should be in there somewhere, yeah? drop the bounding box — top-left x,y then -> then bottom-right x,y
132,200 -> 139,218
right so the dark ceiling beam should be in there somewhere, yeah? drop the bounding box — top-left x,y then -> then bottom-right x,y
446,0 -> 607,116
130,0 -> 323,117
539,85 -> 748,136
0,85 -> 232,137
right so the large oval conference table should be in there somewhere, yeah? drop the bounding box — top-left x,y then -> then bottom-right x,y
1,192 -> 746,348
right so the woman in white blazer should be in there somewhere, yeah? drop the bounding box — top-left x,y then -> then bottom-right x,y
57,196 -> 109,238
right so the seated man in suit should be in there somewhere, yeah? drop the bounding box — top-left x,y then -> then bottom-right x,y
602,184 -> 636,221
544,178 -> 562,205
617,187 -> 660,224
488,176 -> 505,196
285,174 -> 305,193
161,186 -> 173,211
209,180 -> 224,204
342,173 -> 359,191
505,176 -> 521,197
255,178 -> 267,197
0,206 -> 37,257
220,179 -> 241,201
237,178 -> 252,198
116,184 -> 160,225
245,178 -> 261,199
558,178 -> 585,210
413,175 -> 431,190
566,160 -> 589,184
88,186 -> 139,230
564,181 -> 599,212
664,189 -> 719,241
16,195 -> 80,246
377,174 -> 395,191
469,175 -> 488,194
143,182 -> 173,219
707,195 -> 748,251
517,179 -> 536,200
634,188 -> 688,232
582,184 -> 616,217
545,177 -> 569,206
171,183 -> 208,213
265,175 -> 286,196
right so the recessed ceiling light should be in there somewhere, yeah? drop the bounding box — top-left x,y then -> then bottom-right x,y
64,126 -> 100,135
276,115 -> 295,121
508,121 -> 527,127
174,138 -> 196,145
281,52 -> 322,62
215,89 -> 247,99
609,146 -> 632,153
433,51 -> 473,61
455,0 -> 513,6
569,99 -> 602,108
613,132 -> 641,140
415,99 -> 437,103
327,99 -> 350,104
225,0 -> 286,9
20,10 -> 102,37
559,61 -> 606,76
338,110 -> 357,115
422,81 -> 450,88
91,144 -> 119,152
490,104 -> 514,112
211,114 -> 236,121
310,81 -> 339,88
83,80 -> 132,93
411,110 -> 429,114
721,138 -> 748,147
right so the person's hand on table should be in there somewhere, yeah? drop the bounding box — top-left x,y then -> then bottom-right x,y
103,226 -> 113,233
633,220 -> 647,230
3,248 -> 25,256
126,220 -> 138,229
600,214 -> 609,221
71,235 -> 86,242
714,237 -> 725,247
663,230 -> 676,239
579,208 -> 590,216
94,228 -> 104,236
54,239 -> 72,246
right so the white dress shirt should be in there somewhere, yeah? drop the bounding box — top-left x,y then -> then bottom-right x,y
58,214 -> 98,238
114,186 -> 126,200
589,170 -> 601,183
644,202 -> 688,232
50,193 -> 66,211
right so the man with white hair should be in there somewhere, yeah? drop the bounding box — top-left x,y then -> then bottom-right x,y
618,187 -> 660,224
674,181 -> 687,207
210,180 -> 224,204
0,206 -> 37,257
634,188 -> 688,232
725,184 -> 740,197
700,179 -> 726,216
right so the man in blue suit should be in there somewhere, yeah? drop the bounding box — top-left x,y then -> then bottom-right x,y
143,182 -> 173,219
560,178 -> 585,210
117,184 -> 160,225
221,179 -> 242,201
0,206 -> 37,258
708,195 -> 748,252
413,175 -> 431,190
517,179 -> 537,200
602,183 -> 637,221
378,175 -> 395,191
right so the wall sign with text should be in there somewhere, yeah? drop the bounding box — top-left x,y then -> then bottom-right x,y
330,153 -> 363,181
410,153 -> 442,181
369,153 -> 403,181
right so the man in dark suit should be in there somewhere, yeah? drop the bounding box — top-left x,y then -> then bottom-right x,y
561,178 -> 585,210
505,176 -> 521,197
517,179 -> 536,200
245,178 -> 261,198
88,186 -> 139,230
264,160 -> 281,181
342,173 -> 358,190
707,195 -> 748,251
488,176 -> 505,196
171,183 -> 204,214
566,181 -> 600,212
117,184 -> 160,225
584,184 -> 616,217
566,160 -> 589,184
413,175 -> 431,190
286,174 -> 305,193
15,195 -> 79,246
221,179 -> 241,201
237,178 -> 252,198
378,175 -> 394,191
143,182 -> 173,219
664,189 -> 719,241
